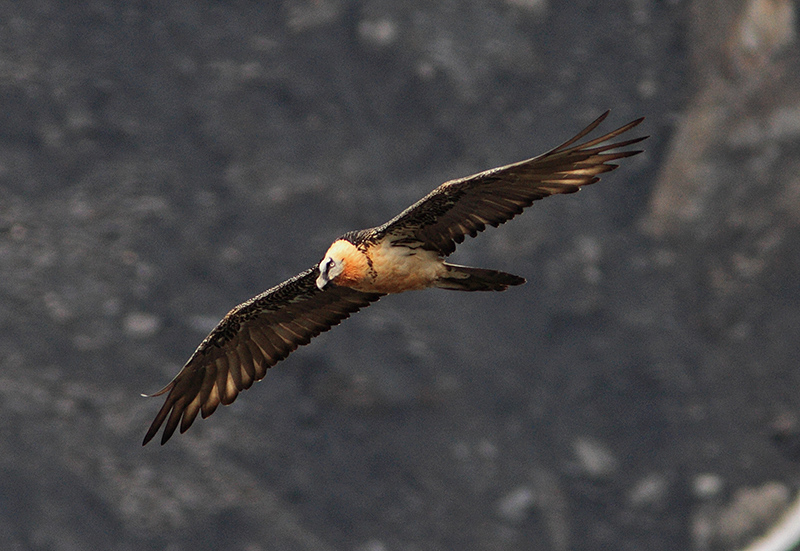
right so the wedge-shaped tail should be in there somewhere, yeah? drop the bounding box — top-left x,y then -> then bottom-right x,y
435,264 -> 526,291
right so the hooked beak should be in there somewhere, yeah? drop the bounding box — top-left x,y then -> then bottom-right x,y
316,258 -> 331,290
316,271 -> 329,290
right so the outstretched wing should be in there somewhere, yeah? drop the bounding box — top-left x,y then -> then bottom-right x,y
374,112 -> 646,255
143,267 -> 383,445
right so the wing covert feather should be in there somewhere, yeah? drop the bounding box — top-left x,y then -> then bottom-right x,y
374,112 -> 646,255
143,266 -> 383,445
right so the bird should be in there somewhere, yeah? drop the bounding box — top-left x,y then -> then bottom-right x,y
142,111 -> 647,445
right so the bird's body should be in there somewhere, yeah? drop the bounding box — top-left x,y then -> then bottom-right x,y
143,112 -> 647,445
322,237 -> 447,294
315,235 -> 521,294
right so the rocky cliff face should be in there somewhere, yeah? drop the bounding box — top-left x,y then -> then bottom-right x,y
1,1 -> 798,550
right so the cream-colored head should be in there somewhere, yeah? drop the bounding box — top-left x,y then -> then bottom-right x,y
316,239 -> 365,290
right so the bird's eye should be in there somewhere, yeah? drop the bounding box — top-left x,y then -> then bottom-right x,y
320,258 -> 335,277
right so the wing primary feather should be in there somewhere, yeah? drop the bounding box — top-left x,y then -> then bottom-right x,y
180,396 -> 203,434
275,322 -> 308,342
547,110 -> 611,152
244,337 -> 271,379
227,350 -> 243,391
143,380 -> 175,399
236,346 -> 256,389
222,370 -> 239,405
201,385 -> 221,418
142,398 -> 174,445
289,316 -> 328,334
180,370 -> 215,433
552,116 -> 644,153
582,135 -> 647,152
214,356 -> 230,405
252,325 -> 292,358
142,371 -> 203,445
246,326 -> 277,363
160,395 -> 190,445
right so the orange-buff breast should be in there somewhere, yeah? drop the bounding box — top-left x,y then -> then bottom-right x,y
334,240 -> 446,294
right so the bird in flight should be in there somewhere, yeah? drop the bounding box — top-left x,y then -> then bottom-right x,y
143,111 -> 646,445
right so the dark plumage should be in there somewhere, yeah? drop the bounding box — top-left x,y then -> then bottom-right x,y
373,112 -> 645,255
143,269 -> 383,445
143,111 -> 646,445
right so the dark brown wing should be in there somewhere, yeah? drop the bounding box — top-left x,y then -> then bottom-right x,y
373,112 -> 647,255
143,267 -> 383,445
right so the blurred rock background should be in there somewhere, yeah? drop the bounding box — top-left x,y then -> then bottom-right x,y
0,1 -> 798,550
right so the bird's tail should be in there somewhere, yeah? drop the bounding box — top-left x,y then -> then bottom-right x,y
435,263 -> 526,292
